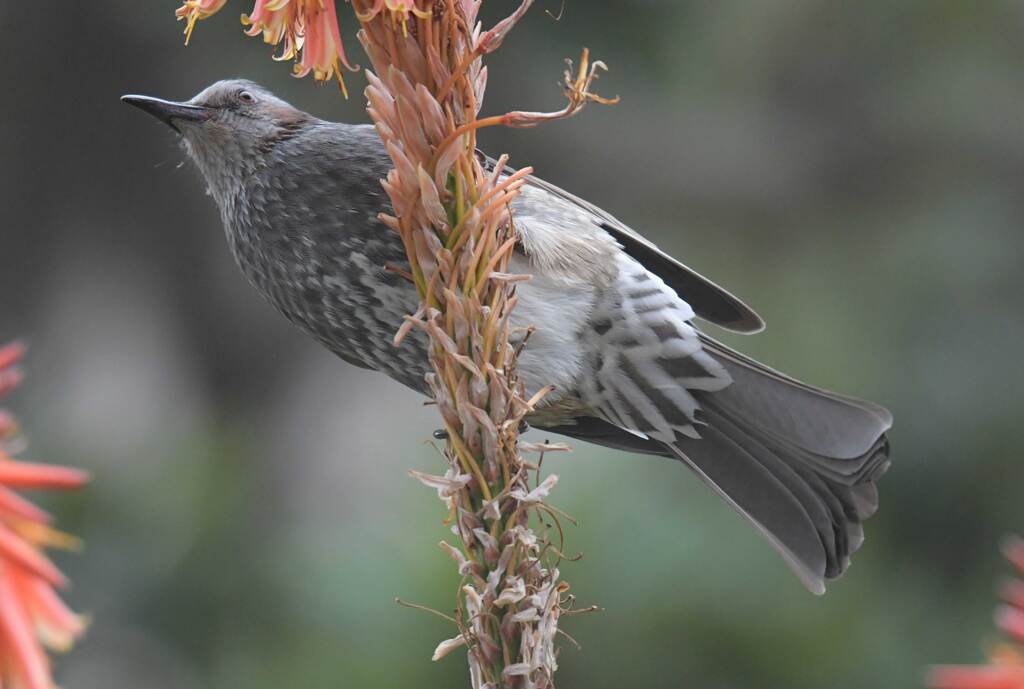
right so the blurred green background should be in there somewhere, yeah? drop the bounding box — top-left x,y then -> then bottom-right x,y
2,1 -> 1024,687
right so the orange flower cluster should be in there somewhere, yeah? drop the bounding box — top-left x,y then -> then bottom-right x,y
0,342 -> 88,689
928,537 -> 1024,689
176,0 -> 358,95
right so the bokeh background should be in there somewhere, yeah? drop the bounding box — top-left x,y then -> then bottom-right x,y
3,2 -> 1024,687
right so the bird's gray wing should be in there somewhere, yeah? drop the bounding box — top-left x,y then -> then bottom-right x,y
560,252 -> 891,592
511,166 -> 765,334
561,245 -> 846,593
572,246 -> 733,443
497,157 -> 890,593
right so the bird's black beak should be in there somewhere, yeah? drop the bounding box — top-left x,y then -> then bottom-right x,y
121,94 -> 211,133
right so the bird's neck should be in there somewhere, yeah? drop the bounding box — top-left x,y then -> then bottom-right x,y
186,139 -> 259,209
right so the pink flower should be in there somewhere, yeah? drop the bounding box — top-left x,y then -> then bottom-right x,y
177,0 -> 357,93
240,0 -> 357,95
0,342 -> 89,689
174,0 -> 229,45
927,536 -> 1024,689
242,0 -> 300,59
292,0 -> 357,96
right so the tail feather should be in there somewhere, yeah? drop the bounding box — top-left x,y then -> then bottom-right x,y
538,337 -> 892,594
665,424 -> 830,593
668,338 -> 892,592
675,405 -> 844,590
699,334 -> 892,460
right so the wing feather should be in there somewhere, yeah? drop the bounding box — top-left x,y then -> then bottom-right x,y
577,253 -> 730,443
487,154 -> 764,333
516,167 -> 765,333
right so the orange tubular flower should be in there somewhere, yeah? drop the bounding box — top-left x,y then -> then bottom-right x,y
242,0 -> 300,59
927,537 -> 1024,689
0,342 -> 89,689
177,1 -> 357,93
175,0 -> 229,44
292,0 -> 357,96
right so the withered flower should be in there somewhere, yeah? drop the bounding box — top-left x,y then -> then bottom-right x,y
354,0 -> 431,36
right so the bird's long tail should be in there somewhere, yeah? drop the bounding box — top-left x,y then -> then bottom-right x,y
665,335 -> 892,594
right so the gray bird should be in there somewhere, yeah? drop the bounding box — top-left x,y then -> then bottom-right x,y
123,79 -> 892,594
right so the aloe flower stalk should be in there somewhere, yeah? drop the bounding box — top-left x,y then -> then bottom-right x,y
927,537 -> 1024,689
174,1 -> 614,684
354,3 -> 614,685
0,342 -> 89,689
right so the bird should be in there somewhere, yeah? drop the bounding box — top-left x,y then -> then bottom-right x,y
123,79 -> 892,594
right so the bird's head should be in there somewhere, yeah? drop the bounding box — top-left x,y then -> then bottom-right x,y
122,79 -> 312,199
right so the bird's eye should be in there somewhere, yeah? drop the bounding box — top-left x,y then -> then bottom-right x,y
238,90 -> 255,104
